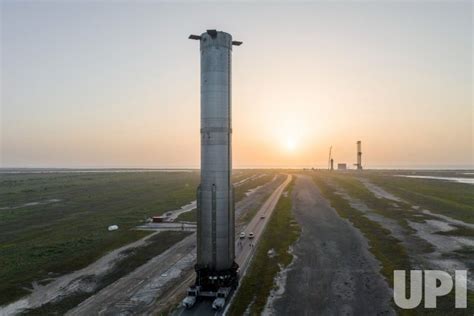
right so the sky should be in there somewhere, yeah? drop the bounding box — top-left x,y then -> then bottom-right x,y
1,0 -> 472,169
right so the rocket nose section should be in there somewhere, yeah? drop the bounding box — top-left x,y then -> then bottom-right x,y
190,30 -> 241,49
198,30 -> 238,50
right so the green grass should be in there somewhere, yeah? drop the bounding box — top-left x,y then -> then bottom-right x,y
21,231 -> 191,315
312,172 -> 474,315
0,170 -> 269,307
232,170 -> 260,184
335,174 -> 429,225
367,172 -> 474,224
234,174 -> 274,203
0,171 -> 199,306
175,173 -> 276,225
239,205 -> 260,225
436,226 -> 474,237
327,173 -> 435,253
228,179 -> 300,316
237,174 -> 284,226
176,209 -> 197,222
312,173 -> 411,288
175,173 -> 277,224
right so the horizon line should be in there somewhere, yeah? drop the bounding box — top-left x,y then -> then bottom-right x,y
1,166 -> 473,171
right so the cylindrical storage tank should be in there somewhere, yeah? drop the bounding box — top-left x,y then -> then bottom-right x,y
197,31 -> 235,271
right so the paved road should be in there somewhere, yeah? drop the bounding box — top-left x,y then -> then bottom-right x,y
67,174 -> 286,315
271,175 -> 394,316
235,175 -> 292,270
177,175 -> 292,316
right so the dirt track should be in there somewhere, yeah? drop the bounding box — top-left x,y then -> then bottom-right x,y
271,175 -> 394,316
67,174 -> 286,315
0,231 -> 160,315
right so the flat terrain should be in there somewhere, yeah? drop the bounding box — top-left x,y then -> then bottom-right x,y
46,172 -> 284,315
365,170 -> 474,224
67,233 -> 196,316
228,175 -> 299,315
310,170 -> 474,314
0,170 -> 258,307
271,175 -> 394,315
174,175 -> 291,316
230,170 -> 473,315
0,171 -> 202,306
2,169 -> 473,314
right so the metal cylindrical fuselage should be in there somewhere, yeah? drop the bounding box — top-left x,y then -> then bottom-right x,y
197,31 -> 234,271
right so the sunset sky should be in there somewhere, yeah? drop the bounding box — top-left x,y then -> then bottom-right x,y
1,1 -> 472,169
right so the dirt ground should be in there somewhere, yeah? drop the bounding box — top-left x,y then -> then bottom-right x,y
65,174 -> 285,315
0,231 -> 160,315
350,178 -> 474,290
270,175 -> 394,316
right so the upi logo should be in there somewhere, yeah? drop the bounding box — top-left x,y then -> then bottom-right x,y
393,270 -> 468,309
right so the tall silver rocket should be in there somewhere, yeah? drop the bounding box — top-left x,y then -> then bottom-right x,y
189,30 -> 242,289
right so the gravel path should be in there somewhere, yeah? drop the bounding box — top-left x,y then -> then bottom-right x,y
271,175 -> 394,316
67,174 -> 285,315
0,231 -> 160,315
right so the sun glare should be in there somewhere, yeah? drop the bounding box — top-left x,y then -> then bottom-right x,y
284,137 -> 297,152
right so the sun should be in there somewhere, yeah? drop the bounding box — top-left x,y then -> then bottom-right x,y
284,137 -> 297,152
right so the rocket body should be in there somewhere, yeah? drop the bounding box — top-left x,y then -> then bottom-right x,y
197,31 -> 235,271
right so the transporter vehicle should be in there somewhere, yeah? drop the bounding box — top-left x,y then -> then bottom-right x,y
248,232 -> 255,239
212,287 -> 232,310
182,286 -> 200,309
239,232 -> 246,239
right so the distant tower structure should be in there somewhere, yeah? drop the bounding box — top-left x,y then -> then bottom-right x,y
187,30 -> 242,299
328,146 -> 332,170
356,141 -> 363,170
330,158 -> 334,171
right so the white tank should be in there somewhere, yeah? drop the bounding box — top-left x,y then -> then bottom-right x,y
107,225 -> 118,231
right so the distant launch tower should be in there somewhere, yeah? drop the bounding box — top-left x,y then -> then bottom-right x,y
189,30 -> 242,293
356,141 -> 363,170
328,146 -> 334,171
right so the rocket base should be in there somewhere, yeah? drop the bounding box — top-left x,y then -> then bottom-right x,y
182,262 -> 239,309
194,261 -> 239,293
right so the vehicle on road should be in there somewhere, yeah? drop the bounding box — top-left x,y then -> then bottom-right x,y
248,232 -> 254,239
182,286 -> 200,309
260,215 -> 265,219
239,232 -> 246,239
212,287 -> 231,310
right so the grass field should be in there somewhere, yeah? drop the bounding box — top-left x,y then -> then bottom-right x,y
233,173 -> 274,203
175,172 -> 276,223
312,173 -> 411,286
365,171 -> 474,225
0,171 -> 200,306
176,209 -> 197,222
235,173 -> 280,226
323,173 -> 431,239
228,179 -> 300,315
3,169 -> 472,313
22,231 -> 191,315
312,171 -> 474,314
